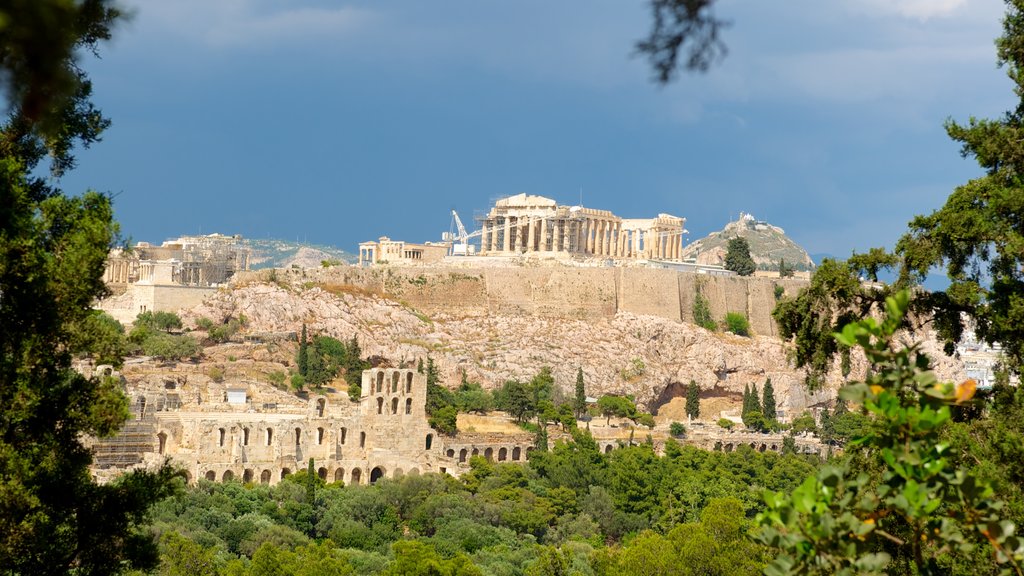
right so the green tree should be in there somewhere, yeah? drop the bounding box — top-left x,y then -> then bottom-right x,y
574,367 -> 587,419
429,405 -> 458,436
847,247 -> 898,282
685,380 -> 700,419
778,257 -> 795,278
0,4 -> 180,571
297,323 -> 309,377
724,236 -> 755,276
597,395 -> 637,426
762,378 -> 777,420
758,291 -> 1024,574
692,286 -> 717,331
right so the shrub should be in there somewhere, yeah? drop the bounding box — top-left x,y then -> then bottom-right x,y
717,418 -> 734,430
141,333 -> 199,361
208,365 -> 225,382
290,373 -> 306,393
692,290 -> 717,331
348,383 -> 361,402
429,406 -> 458,436
724,312 -> 750,336
267,371 -> 286,389
670,421 -> 686,437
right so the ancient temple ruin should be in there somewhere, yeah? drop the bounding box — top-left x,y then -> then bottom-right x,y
477,193 -> 686,260
104,233 -> 250,288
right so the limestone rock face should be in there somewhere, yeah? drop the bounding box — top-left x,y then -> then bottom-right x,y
184,280 -> 966,421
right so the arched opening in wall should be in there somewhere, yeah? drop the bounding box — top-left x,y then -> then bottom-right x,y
317,467 -> 327,480
498,447 -> 507,461
369,467 -> 385,484
204,471 -> 215,482
405,398 -> 412,415
394,468 -> 404,479
340,427 -> 347,444
425,434 -> 433,450
223,470 -> 234,482
770,444 -> 777,452
484,447 -> 493,462
317,427 -> 325,445
391,397 -> 398,414
724,443 -> 734,452
360,432 -> 366,448
242,427 -> 250,446
604,445 -> 612,454
471,448 -> 479,457
266,428 -> 274,446
391,372 -> 399,393
512,447 -> 521,461
294,428 -> 301,445
281,468 -> 292,479
376,372 -> 383,393
759,444 -> 767,453
749,442 -> 756,450
446,449 -> 455,457
459,449 -> 467,463
408,468 -> 419,476
218,428 -> 226,447
335,468 -> 344,483
260,470 -> 271,484
157,432 -> 167,455
714,441 -> 723,451
316,398 -> 326,417
376,398 -> 384,414
243,469 -> 254,483
351,468 -> 362,485
406,372 -> 413,393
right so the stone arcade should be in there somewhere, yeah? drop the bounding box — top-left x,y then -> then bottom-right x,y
91,366 -> 537,485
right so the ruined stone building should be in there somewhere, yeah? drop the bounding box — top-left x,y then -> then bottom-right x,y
478,193 -> 687,260
99,234 -> 250,324
104,233 -> 250,287
90,366 -> 538,485
357,237 -> 450,266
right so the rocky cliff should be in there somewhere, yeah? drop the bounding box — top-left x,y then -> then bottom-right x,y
183,269 -> 964,421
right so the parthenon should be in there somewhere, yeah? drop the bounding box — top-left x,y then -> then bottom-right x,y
478,193 -> 686,260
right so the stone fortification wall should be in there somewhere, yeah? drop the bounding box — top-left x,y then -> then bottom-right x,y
250,266 -> 806,337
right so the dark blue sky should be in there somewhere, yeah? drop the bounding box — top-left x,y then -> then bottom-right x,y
59,0 -> 1010,257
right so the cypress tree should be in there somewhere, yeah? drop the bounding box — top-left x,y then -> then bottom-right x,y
686,380 -> 701,419
574,368 -> 586,419
297,323 -> 309,377
305,458 -> 316,506
750,383 -> 762,415
743,384 -> 752,415
762,378 -> 777,420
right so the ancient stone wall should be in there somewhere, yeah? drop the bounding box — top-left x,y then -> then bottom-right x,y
266,266 -> 808,337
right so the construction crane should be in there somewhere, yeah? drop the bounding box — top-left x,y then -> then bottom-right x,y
445,209 -> 479,256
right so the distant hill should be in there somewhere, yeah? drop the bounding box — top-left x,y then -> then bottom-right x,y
242,238 -> 356,269
681,213 -> 815,271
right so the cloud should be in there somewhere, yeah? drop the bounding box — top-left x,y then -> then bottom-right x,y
866,0 -> 967,20
123,0 -> 375,49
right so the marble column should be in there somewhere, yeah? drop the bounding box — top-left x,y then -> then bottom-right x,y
554,220 -> 563,252
503,218 -> 511,252
526,217 -> 536,252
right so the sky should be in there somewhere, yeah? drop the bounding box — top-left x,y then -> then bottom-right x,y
58,0 -> 1012,258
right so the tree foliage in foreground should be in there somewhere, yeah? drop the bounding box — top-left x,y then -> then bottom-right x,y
759,292 -> 1023,575
0,2 -> 180,572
